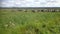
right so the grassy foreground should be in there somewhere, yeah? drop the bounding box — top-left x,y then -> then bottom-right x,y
0,11 -> 60,34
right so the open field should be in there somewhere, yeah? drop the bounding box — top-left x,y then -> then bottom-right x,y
0,10 -> 60,34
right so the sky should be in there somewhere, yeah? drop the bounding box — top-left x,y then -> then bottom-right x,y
0,0 -> 60,7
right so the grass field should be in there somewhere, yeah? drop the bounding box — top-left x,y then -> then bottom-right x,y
0,10 -> 60,34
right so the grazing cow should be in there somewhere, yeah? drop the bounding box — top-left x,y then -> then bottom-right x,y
56,9 -> 60,12
41,10 -> 44,12
32,10 -> 35,12
24,10 -> 27,12
37,10 -> 40,12
52,10 -> 55,12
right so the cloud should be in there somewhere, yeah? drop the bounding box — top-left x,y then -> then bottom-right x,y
0,0 -> 60,7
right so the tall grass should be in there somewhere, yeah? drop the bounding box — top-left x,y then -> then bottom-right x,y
0,10 -> 60,34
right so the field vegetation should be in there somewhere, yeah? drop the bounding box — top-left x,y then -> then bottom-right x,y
0,9 -> 60,34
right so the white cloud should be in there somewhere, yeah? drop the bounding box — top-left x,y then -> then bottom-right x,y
0,0 -> 60,7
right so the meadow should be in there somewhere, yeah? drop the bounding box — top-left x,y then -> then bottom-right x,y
0,9 -> 60,34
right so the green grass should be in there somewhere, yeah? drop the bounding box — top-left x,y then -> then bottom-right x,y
0,10 -> 60,34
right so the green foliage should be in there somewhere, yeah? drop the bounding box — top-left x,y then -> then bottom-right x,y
0,10 -> 60,34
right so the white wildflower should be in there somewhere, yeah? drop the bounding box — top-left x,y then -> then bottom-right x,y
4,24 -> 8,27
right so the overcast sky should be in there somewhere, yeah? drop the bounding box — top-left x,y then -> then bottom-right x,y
0,0 -> 60,7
